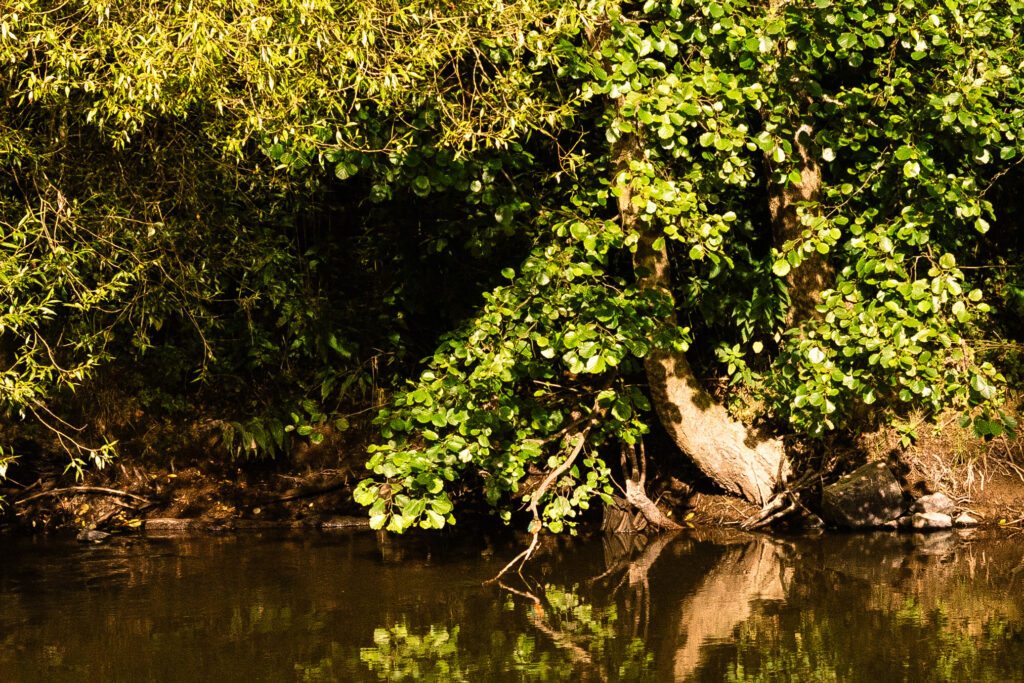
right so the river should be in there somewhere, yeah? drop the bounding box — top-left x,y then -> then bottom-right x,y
1,527 -> 1022,681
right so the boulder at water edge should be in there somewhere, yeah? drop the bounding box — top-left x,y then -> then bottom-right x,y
821,461 -> 906,529
913,492 -> 956,516
898,512 -> 954,530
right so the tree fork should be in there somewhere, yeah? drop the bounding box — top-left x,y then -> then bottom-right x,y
613,132 -> 790,507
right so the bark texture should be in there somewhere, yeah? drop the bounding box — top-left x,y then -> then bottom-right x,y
767,122 -> 835,327
614,134 -> 790,506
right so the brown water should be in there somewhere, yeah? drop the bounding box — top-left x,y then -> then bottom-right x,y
1,528 -> 1022,682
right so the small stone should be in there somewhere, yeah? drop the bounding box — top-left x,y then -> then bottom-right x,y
76,529 -> 111,543
910,512 -> 953,530
913,492 -> 955,516
954,513 -> 979,527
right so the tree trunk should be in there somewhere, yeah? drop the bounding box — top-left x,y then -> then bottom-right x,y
613,134 -> 790,506
767,122 -> 835,327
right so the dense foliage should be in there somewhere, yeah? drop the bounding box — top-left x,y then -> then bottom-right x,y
2,1 -> 1023,527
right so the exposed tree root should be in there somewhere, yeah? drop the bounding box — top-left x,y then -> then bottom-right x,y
487,435 -> 680,583
625,479 -> 680,530
621,442 -> 680,531
740,469 -> 820,530
741,492 -> 799,530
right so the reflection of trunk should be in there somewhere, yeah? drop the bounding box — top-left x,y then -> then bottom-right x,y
596,531 -> 679,639
767,122 -> 834,327
613,134 -> 789,506
669,539 -> 789,680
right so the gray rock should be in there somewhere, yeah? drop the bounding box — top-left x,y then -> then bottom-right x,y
76,529 -> 111,543
954,513 -> 979,527
320,516 -> 371,530
144,518 -> 205,531
913,492 -> 955,516
821,461 -> 906,529
910,512 -> 953,530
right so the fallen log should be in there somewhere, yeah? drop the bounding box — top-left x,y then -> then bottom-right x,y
14,486 -> 152,506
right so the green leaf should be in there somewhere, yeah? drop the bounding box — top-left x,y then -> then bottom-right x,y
335,162 -> 357,180
773,260 -> 791,277
894,146 -> 915,161
611,398 -> 632,422
837,33 -> 858,50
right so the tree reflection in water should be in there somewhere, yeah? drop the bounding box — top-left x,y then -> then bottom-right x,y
349,530 -> 1024,682
1,530 -> 1022,681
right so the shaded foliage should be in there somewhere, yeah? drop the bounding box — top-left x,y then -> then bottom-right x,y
1,0 -> 1022,526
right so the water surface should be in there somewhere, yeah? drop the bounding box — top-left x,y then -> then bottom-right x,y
1,527 -> 1022,681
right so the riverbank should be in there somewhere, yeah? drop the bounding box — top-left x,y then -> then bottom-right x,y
3,411 -> 1024,537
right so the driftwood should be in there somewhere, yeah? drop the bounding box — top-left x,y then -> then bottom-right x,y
256,480 -> 349,505
14,486 -> 152,506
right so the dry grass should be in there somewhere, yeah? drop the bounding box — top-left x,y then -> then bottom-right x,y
904,395 -> 1024,521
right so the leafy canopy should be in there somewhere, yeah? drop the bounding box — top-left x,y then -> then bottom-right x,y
1,1 -> 1022,525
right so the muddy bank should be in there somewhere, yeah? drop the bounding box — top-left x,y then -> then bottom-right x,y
3,416 -> 1024,538
0,414 -> 369,536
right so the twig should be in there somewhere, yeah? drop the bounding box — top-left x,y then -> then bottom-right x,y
14,486 -> 151,506
486,432 -> 589,583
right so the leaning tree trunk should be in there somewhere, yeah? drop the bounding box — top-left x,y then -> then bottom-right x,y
613,133 -> 790,506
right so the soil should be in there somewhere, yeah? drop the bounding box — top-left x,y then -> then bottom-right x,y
907,421 -> 1024,525
0,418 -> 369,536
3,411 -> 1024,537
683,412 -> 1024,530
